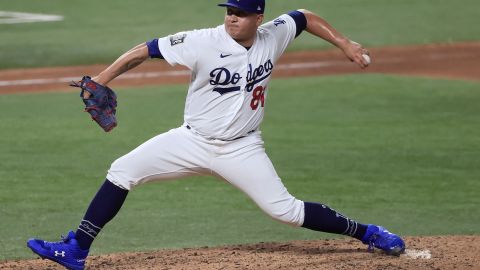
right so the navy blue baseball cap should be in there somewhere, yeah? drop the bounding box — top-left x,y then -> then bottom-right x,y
218,0 -> 265,14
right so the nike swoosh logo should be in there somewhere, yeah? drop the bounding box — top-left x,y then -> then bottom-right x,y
220,53 -> 232,58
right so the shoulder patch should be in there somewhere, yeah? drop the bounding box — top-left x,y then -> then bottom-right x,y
170,33 -> 187,46
273,18 -> 286,26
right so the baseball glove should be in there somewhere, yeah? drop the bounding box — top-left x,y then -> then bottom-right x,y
70,76 -> 118,132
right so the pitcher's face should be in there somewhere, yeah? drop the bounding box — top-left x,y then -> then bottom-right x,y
224,7 -> 263,45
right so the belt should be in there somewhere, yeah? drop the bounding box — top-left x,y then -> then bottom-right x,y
185,125 -> 254,141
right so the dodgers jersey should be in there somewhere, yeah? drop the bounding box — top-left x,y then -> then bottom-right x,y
154,13 -> 300,140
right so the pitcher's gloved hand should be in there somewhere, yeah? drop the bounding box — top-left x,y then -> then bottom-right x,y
70,76 -> 118,132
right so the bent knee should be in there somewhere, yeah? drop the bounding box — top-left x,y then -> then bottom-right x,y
262,198 -> 305,227
106,157 -> 136,190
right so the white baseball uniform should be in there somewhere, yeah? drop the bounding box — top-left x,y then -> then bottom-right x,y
107,14 -> 305,226
27,8 -> 404,263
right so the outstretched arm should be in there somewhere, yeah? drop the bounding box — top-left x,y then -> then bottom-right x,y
92,43 -> 150,85
298,9 -> 370,69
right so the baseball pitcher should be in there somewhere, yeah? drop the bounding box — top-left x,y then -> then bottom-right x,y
27,1 -> 405,269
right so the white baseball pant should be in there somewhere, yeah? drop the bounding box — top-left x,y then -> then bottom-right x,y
107,125 -> 305,226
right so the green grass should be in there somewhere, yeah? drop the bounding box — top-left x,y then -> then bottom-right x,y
0,74 -> 479,260
0,0 -> 479,68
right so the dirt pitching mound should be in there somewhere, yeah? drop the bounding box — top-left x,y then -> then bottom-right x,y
2,235 -> 478,270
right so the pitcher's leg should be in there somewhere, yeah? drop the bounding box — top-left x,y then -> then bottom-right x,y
28,127 -> 212,268
211,137 -> 366,236
76,127 -> 210,248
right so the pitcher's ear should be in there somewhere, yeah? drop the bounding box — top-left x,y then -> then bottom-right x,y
256,14 -> 264,26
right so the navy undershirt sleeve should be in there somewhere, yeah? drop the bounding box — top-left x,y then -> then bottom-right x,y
146,38 -> 164,59
287,10 -> 307,38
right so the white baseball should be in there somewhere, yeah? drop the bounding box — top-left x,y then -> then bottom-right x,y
362,54 -> 371,65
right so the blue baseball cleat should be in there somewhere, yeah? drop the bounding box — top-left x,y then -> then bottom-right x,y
27,231 -> 89,270
361,224 -> 406,256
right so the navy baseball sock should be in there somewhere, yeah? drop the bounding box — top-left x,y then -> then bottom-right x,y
302,202 -> 367,240
75,179 -> 129,250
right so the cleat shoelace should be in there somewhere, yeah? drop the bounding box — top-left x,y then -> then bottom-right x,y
45,233 -> 73,251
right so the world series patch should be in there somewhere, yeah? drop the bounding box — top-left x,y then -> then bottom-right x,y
170,33 -> 187,46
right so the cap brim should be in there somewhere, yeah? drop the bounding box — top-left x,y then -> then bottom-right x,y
218,3 -> 262,14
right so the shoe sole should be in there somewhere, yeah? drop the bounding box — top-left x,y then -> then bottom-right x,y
27,241 -> 84,270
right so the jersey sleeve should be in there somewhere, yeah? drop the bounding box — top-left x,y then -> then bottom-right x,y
156,30 -> 198,70
146,39 -> 164,59
260,13 -> 301,60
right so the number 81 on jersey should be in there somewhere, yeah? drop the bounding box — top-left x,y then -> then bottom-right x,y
250,85 -> 266,110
